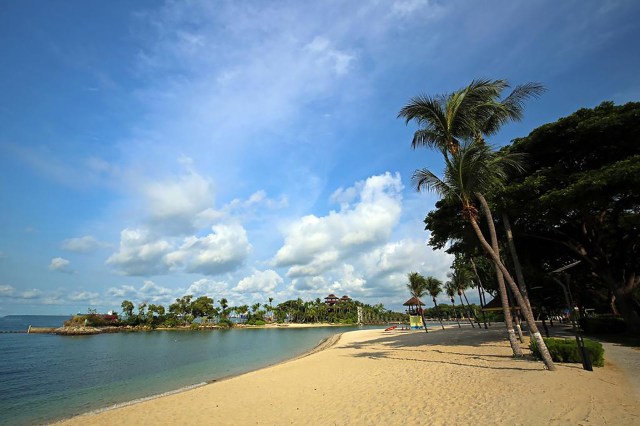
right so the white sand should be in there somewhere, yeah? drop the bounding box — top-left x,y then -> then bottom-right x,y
59,327 -> 639,425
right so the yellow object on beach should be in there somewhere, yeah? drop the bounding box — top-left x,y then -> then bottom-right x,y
409,315 -> 423,330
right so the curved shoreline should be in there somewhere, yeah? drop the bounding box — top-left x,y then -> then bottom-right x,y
57,326 -> 640,425
54,330 -> 347,424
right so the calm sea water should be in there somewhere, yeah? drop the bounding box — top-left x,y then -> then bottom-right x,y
0,315 -> 383,425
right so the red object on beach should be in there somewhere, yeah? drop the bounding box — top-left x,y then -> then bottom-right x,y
385,325 -> 398,331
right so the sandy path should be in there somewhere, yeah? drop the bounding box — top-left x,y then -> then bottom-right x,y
59,327 -> 639,425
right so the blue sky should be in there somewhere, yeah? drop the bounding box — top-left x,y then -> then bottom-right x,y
1,0 -> 639,315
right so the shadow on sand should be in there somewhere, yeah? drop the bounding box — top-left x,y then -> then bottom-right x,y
336,326 -> 548,372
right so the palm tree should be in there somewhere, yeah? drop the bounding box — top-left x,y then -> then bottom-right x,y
444,281 -> 461,328
407,272 -> 429,333
446,267 -> 476,328
413,141 -> 555,370
424,276 -> 445,330
398,79 -> 544,155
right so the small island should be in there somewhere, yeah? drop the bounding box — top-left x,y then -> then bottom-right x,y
29,294 -> 410,335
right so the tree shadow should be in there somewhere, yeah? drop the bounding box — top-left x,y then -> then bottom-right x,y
345,350 -> 540,372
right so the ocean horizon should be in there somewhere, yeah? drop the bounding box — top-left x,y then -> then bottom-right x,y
0,315 -> 387,425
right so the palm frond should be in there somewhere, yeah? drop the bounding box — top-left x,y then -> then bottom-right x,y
412,168 -> 450,196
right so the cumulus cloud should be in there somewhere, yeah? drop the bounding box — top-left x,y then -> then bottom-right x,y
235,269 -> 283,294
270,173 -> 453,301
141,168 -> 217,234
185,278 -> 229,297
107,280 -> 176,305
165,224 -> 252,275
61,236 -> 109,253
49,257 -> 74,274
274,172 -> 403,270
106,229 -> 173,276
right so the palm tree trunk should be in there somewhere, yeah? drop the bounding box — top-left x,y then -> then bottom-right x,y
459,293 -> 475,328
451,299 -> 462,328
471,194 -> 556,371
502,212 -> 534,316
433,298 -> 445,330
470,258 -> 489,329
475,196 -> 522,356
462,290 -> 483,329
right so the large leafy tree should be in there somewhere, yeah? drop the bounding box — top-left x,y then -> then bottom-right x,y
496,101 -> 640,333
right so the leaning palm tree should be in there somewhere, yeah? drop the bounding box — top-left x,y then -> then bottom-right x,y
444,281 -> 461,328
424,276 -> 445,330
413,141 -> 555,370
406,272 -> 429,333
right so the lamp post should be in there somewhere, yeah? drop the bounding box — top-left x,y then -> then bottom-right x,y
550,261 -> 592,371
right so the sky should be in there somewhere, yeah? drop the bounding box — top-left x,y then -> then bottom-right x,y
1,0 -> 639,316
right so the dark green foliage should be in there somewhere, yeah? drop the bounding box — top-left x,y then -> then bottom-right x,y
246,319 -> 266,326
216,318 -> 234,328
530,337 -> 605,367
580,316 -> 627,334
497,101 -> 640,333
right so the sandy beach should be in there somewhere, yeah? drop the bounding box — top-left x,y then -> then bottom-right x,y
59,326 -> 640,425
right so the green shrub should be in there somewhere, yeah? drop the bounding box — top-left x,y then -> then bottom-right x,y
190,323 -> 201,330
217,318 -> 235,328
580,316 -> 626,334
246,319 -> 266,326
162,317 -> 180,328
531,337 -> 604,367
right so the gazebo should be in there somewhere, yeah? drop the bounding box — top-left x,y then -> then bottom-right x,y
481,297 -> 520,312
340,295 -> 351,302
402,296 -> 425,315
324,294 -> 339,306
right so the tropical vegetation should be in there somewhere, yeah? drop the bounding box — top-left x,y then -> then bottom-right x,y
400,78 -> 557,369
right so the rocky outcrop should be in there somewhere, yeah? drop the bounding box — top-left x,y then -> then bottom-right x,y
54,326 -> 102,335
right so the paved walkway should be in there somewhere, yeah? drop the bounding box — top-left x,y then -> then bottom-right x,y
545,322 -> 640,401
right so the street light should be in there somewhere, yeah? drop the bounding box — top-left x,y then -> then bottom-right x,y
549,260 -> 593,371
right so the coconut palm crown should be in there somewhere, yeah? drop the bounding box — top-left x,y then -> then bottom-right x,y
398,79 -> 544,155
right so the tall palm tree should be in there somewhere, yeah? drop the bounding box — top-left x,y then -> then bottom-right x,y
413,142 -> 555,370
444,281 -> 461,328
407,272 -> 429,333
425,276 -> 445,330
398,79 -> 544,155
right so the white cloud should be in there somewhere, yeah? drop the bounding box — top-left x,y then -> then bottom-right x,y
106,228 -> 173,276
274,172 -> 403,270
19,289 -> 42,299
165,224 -> 252,275
107,280 -> 176,305
108,224 -> 251,277
185,278 -> 229,297
49,257 -> 74,274
235,269 -> 283,294
0,286 -> 64,302
0,285 -> 15,297
69,291 -> 100,301
61,236 -> 109,253
141,168 -> 217,234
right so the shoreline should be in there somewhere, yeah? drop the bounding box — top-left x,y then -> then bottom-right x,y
53,330 -> 349,424
57,325 -> 640,425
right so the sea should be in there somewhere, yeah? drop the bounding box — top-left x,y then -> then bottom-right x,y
0,315 -> 385,425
